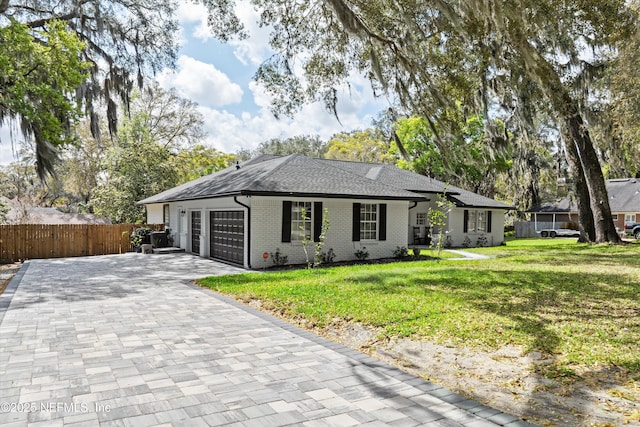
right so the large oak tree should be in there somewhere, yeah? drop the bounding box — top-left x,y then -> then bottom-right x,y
203,0 -> 638,243
1,0 -> 179,177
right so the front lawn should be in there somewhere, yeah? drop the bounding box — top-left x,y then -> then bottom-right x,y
197,239 -> 640,383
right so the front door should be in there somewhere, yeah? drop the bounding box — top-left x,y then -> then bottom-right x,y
191,211 -> 201,254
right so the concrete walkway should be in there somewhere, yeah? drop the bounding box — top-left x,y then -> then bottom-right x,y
0,253 -> 533,427
444,250 -> 491,260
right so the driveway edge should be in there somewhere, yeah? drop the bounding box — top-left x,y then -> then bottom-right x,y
0,261 -> 30,325
188,281 -> 538,427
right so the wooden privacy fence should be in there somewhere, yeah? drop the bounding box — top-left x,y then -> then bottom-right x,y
0,224 -> 163,261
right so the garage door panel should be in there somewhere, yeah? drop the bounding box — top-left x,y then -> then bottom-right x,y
210,210 -> 244,265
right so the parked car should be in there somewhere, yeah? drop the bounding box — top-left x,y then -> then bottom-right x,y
539,228 -> 580,238
624,222 -> 640,239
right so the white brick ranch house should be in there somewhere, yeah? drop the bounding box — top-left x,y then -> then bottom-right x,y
138,154 -> 512,269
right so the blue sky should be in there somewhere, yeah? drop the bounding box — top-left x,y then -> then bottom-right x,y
0,2 -> 387,165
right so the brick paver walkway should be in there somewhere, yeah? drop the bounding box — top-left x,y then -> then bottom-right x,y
0,253 -> 535,426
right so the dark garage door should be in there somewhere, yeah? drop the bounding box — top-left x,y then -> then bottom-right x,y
210,211 -> 244,265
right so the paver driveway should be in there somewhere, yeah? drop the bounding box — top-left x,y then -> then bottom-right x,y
0,253 -> 533,427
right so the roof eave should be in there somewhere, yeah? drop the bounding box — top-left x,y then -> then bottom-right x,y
137,191 -> 244,205
242,190 -> 425,201
453,201 -> 515,210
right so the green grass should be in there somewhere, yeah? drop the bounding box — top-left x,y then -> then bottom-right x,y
197,238 -> 640,383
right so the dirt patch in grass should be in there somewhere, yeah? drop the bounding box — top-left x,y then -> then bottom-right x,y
246,298 -> 640,427
0,262 -> 22,295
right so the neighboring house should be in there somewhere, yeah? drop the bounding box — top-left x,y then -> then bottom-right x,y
138,154 -> 512,268
2,198 -> 111,225
528,178 -> 640,232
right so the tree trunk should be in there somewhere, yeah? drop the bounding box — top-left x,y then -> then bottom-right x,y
564,113 -> 621,243
563,136 -> 596,242
513,32 -> 621,243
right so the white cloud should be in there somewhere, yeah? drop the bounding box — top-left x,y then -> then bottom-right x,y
196,77 -> 387,155
228,4 -> 272,66
176,1 -> 271,66
175,3 -> 212,43
174,1 -> 272,67
157,56 -> 243,108
160,3 -> 388,156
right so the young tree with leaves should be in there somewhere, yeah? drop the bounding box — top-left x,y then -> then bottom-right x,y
89,86 -> 227,223
253,135 -> 327,158
325,129 -> 393,163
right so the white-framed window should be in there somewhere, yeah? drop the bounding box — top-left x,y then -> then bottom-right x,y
416,212 -> 427,225
625,213 -> 636,223
612,214 -> 619,221
291,201 -> 312,241
163,204 -> 170,227
477,211 -> 487,232
467,210 -> 477,233
465,209 -> 492,233
360,203 -> 377,240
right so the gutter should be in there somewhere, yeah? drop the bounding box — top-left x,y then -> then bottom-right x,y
233,196 -> 251,269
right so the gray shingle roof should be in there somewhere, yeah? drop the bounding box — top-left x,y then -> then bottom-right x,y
139,154 -> 512,209
527,199 -> 576,213
138,154 -> 423,204
607,178 -> 640,212
323,159 -> 512,209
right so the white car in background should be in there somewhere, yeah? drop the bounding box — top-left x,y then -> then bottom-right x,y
538,228 -> 580,238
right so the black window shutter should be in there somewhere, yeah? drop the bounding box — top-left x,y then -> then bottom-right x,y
282,201 -> 292,242
487,210 -> 492,233
313,202 -> 323,242
463,209 -> 469,233
378,203 -> 387,241
352,203 -> 361,241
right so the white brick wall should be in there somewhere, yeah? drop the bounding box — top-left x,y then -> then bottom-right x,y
148,197 -> 252,265
146,204 -> 164,224
250,196 -> 409,268
148,195 -> 507,269
446,208 -> 506,247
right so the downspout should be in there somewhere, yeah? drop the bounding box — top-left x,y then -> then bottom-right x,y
234,196 -> 251,269
408,201 -> 418,210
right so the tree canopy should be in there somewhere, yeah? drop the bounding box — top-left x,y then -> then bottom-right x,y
1,0 -> 179,177
0,19 -> 87,176
325,129 -> 393,163
253,135 -> 327,158
202,0 -> 639,242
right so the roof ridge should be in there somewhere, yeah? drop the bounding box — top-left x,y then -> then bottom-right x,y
239,153 -> 298,189
306,156 -> 421,194
322,157 -> 388,167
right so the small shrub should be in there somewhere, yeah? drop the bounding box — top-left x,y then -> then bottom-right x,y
131,227 -> 151,246
476,234 -> 488,247
393,246 -> 408,258
271,248 -> 288,266
462,236 -> 472,248
321,248 -> 336,264
354,247 -> 369,261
